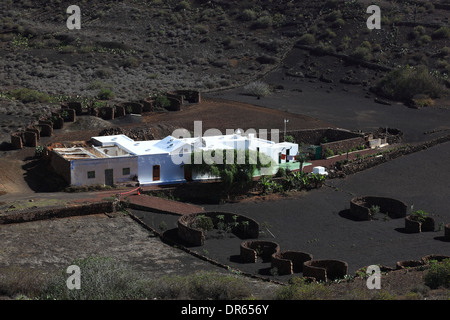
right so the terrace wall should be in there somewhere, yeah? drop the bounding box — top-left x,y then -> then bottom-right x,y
0,201 -> 115,224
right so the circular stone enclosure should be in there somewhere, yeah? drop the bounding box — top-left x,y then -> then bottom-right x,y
177,212 -> 259,246
240,241 -> 280,263
350,196 -> 407,221
271,251 -> 313,275
303,260 -> 348,282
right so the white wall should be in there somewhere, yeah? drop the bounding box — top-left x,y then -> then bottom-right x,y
70,156 -> 138,186
137,154 -> 185,185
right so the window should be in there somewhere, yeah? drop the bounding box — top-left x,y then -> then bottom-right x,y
87,171 -> 95,179
122,167 -> 131,175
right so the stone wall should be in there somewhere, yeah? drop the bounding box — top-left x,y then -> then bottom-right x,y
0,201 -> 115,224
321,137 -> 366,158
10,132 -> 23,149
271,251 -> 313,275
303,260 -> 348,282
395,260 -> 425,270
240,240 -> 280,263
350,196 -> 408,221
177,213 -> 204,246
24,130 -> 38,147
285,128 -> 364,145
98,106 -> 115,120
177,211 -> 259,247
141,97 -> 155,112
405,215 -> 435,233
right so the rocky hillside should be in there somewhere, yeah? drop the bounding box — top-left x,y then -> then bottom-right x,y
0,0 -> 449,143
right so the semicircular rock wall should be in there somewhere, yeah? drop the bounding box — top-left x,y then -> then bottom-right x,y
350,196 -> 407,221
177,211 -> 259,246
240,240 -> 280,263
271,251 -> 313,275
303,259 -> 349,282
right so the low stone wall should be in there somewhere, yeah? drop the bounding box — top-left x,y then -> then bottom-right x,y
303,260 -> 348,282
285,128 -> 364,145
421,254 -> 450,264
240,240 -> 280,263
171,90 -> 201,104
141,97 -> 155,112
0,202 -> 115,224
115,105 -> 126,117
350,196 -> 408,221
271,251 -> 313,275
396,260 -> 425,270
115,102 -> 143,114
178,214 -> 204,246
98,106 -> 115,120
62,101 -> 83,115
321,137 -> 365,158
166,96 -> 183,111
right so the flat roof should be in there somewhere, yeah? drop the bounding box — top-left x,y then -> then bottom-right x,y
90,134 -> 297,157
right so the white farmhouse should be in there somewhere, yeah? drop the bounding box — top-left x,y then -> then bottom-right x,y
50,132 -> 298,187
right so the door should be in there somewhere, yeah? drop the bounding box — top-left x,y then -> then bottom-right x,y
105,169 -> 114,186
153,165 -> 160,181
184,165 -> 192,181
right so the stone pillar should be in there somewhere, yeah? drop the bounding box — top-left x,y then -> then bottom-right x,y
11,133 -> 23,149
24,131 -> 38,147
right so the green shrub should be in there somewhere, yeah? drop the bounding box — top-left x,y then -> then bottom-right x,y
0,266 -> 48,299
97,88 -> 114,100
424,259 -> 450,289
154,95 -> 171,109
122,56 -> 140,68
323,148 -> 335,159
417,35 -> 432,46
41,256 -> 148,300
251,15 -> 272,29
284,135 -> 295,143
8,88 -> 51,103
432,26 -> 450,40
297,33 -> 315,45
275,277 -> 332,300
154,271 -> 251,300
175,0 -> 190,11
351,46 -> 373,61
193,214 -> 214,232
239,9 -> 257,21
324,10 -> 342,22
375,65 -> 448,102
